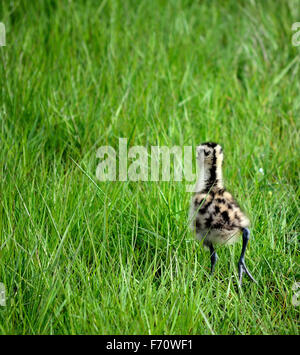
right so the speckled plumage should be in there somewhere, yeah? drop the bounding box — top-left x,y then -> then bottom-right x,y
191,188 -> 250,246
189,142 -> 249,247
189,142 -> 257,284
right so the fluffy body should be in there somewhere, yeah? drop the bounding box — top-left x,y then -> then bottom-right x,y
189,142 -> 249,248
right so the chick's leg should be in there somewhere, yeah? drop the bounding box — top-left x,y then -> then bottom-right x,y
209,243 -> 218,275
238,228 -> 257,285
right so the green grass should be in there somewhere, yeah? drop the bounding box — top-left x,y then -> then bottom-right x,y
0,0 -> 299,334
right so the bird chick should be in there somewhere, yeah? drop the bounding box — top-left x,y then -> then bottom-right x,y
189,142 -> 256,285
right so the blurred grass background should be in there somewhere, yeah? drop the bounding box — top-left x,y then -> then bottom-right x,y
0,0 -> 299,334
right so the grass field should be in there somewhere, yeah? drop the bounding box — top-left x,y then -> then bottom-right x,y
0,0 -> 299,334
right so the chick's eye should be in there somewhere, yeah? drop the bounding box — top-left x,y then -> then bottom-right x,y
204,150 -> 210,156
